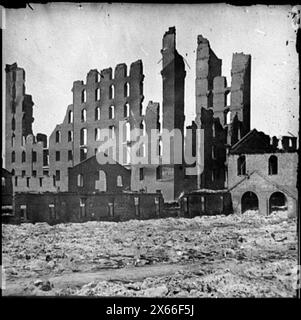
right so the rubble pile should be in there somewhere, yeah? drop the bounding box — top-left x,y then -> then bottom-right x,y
2,210 -> 297,297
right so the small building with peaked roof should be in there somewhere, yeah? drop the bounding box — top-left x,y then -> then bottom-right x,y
227,129 -> 298,216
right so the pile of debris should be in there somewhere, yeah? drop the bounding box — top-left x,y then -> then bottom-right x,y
2,210 -> 297,297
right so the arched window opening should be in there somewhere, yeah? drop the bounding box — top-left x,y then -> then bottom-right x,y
268,155 -> 278,175
109,84 -> 114,100
109,125 -> 115,139
125,122 -> 131,142
81,108 -> 87,122
95,107 -> 100,120
241,191 -> 259,214
80,128 -> 87,146
117,175 -> 123,187
95,88 -> 100,101
22,151 -> 26,163
124,103 -> 130,118
269,192 -> 287,214
11,151 -> 15,163
77,174 -> 84,187
81,89 -> 86,103
56,130 -> 61,143
95,128 -> 101,141
124,82 -> 129,97
68,110 -> 73,123
237,155 -> 246,176
109,105 -> 115,119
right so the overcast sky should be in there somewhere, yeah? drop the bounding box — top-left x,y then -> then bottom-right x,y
2,3 -> 299,146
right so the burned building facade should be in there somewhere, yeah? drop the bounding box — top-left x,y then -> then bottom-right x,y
3,26 -> 298,217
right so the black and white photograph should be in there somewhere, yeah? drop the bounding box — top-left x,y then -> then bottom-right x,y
1,2 -> 300,302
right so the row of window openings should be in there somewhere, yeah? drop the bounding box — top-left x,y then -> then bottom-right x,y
80,83 -> 131,104
237,155 -> 278,176
56,120 -> 146,145
65,104 -> 132,127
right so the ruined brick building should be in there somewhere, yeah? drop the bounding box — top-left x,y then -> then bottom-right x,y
3,26 -> 298,217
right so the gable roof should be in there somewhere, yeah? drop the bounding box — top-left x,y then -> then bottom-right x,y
230,129 -> 276,154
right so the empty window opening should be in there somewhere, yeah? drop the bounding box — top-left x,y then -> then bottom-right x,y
56,130 -> 61,143
11,151 -> 15,163
32,151 -> 37,163
68,131 -> 73,142
22,151 -> 26,163
32,170 -> 37,177
124,82 -> 129,97
269,192 -> 287,214
124,103 -> 130,118
15,176 -> 18,186
68,150 -> 73,161
95,128 -> 101,141
39,177 -> 43,187
268,155 -> 278,175
68,110 -> 73,123
95,107 -> 100,120
109,105 -> 115,119
95,88 -> 101,101
109,125 -> 115,139
55,170 -> 60,181
117,175 -> 123,187
226,92 -> 231,107
80,147 -> 88,162
241,191 -> 259,214
95,170 -> 107,192
81,109 -> 87,122
139,168 -> 144,181
237,155 -> 246,176
225,110 -> 231,125
156,166 -> 162,180
12,117 -> 15,131
53,175 -> 56,186
56,151 -> 60,161
22,170 -> 26,177
26,177 -> 30,187
77,174 -> 84,187
109,84 -> 114,99
81,89 -> 86,103
125,122 -> 131,142
80,128 -> 87,146
159,140 -> 163,156
43,170 -> 49,176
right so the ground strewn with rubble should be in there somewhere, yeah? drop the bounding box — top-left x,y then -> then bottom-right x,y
2,211 -> 298,297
